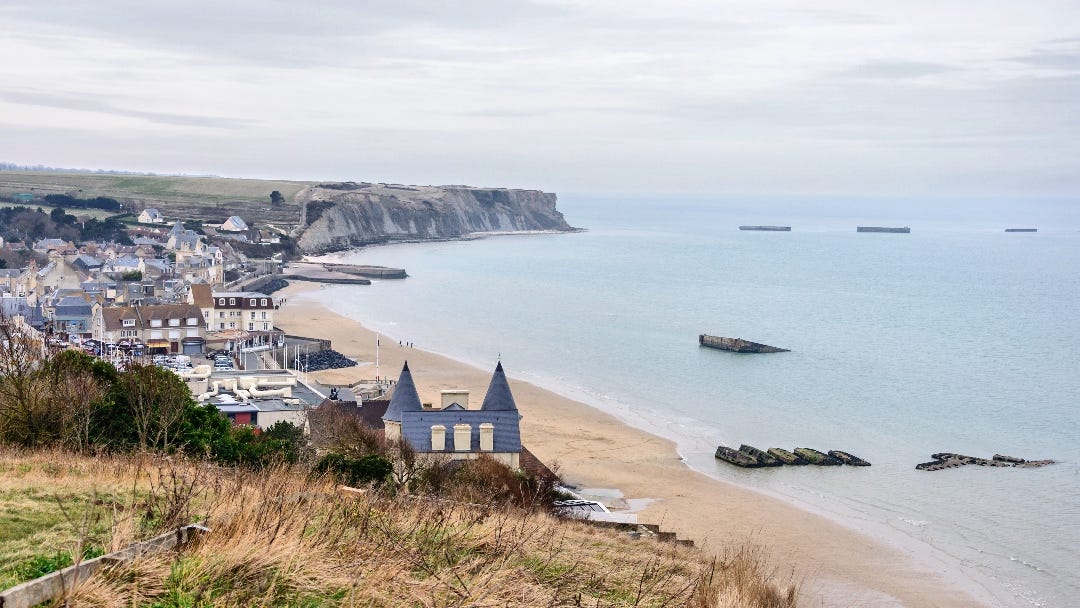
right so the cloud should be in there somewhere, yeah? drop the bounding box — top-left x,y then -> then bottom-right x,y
0,90 -> 254,129
0,1 -> 1078,196
838,60 -> 961,80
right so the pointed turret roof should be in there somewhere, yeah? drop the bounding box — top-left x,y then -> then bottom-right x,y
480,361 -> 518,411
383,361 -> 423,421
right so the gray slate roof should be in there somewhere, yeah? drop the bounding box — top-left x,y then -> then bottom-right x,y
389,361 -> 523,454
383,361 -> 422,422
401,410 -> 521,453
480,361 -> 518,411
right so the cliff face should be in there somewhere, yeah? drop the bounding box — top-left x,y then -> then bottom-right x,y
296,183 -> 573,254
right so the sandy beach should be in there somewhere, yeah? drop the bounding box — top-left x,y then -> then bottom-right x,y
274,280 -> 997,607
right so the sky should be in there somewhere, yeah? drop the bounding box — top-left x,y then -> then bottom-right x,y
1,1 -> 1079,197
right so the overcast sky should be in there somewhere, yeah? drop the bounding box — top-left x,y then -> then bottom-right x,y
2,1 -> 1078,197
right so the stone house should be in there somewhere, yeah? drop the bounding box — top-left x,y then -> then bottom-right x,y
383,362 -> 522,468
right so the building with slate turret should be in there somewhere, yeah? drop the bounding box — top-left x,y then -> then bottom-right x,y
383,361 -> 522,468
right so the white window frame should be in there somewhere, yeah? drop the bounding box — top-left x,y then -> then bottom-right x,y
150,319 -> 162,328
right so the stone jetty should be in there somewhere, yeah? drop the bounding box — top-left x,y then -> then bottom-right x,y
739,225 -> 791,231
1004,228 -> 1037,233
699,335 -> 789,353
915,452 -> 1056,471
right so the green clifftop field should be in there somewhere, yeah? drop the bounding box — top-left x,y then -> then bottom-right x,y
0,171 -> 310,227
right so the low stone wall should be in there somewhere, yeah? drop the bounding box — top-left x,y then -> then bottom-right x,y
0,525 -> 209,608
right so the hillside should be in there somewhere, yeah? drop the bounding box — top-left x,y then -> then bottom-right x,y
0,171 -> 310,227
0,171 -> 575,254
0,449 -> 796,607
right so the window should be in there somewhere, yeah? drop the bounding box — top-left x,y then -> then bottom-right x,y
249,312 -> 255,319
168,318 -> 180,327
249,298 -> 256,306
219,323 -> 225,330
262,322 -> 269,330
187,317 -> 197,325
260,311 -> 267,320
150,330 -> 163,339
229,322 -> 236,329
122,318 -> 135,327
229,298 -> 235,305
186,329 -> 199,337
218,311 -> 224,318
168,330 -> 180,339
150,319 -> 162,328
218,298 -> 225,305
248,323 -> 254,331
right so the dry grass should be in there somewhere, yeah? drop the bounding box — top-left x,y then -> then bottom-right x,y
0,448 -> 797,607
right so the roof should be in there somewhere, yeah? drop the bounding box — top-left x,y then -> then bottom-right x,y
221,216 -> 248,230
139,303 -> 203,323
101,307 -> 141,331
212,291 -> 271,299
73,255 -> 102,268
400,410 -> 522,453
142,208 -> 163,217
383,361 -> 423,422
190,283 -> 213,308
480,361 -> 518,411
54,304 -> 93,318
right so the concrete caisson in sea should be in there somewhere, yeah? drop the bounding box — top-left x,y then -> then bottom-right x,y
857,226 -> 910,233
739,225 -> 791,231
916,452 -> 1056,471
715,445 -> 764,468
739,444 -> 782,467
1004,228 -> 1037,233
699,334 -> 789,353
794,447 -> 842,466
767,447 -> 807,465
829,450 -> 871,466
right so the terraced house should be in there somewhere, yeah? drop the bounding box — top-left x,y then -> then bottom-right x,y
95,303 -> 206,354
207,290 -> 280,348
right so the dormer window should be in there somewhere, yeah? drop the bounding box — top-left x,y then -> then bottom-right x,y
168,318 -> 180,327
260,299 -> 267,306
186,317 -> 198,325
229,298 -> 235,305
249,298 -> 256,306
122,319 -> 135,327
150,319 -> 162,328
218,298 -> 225,305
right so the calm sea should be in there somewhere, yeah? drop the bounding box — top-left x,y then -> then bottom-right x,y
306,196 -> 1080,608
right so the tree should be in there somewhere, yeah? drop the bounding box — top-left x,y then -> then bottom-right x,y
112,363 -> 192,451
270,191 -> 284,205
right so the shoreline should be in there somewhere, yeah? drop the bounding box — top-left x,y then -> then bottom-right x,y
274,279 -> 1002,607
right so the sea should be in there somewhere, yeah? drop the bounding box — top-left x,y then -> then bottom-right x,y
303,195 -> 1080,608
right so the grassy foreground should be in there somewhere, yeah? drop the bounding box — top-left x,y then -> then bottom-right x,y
0,449 -> 797,607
